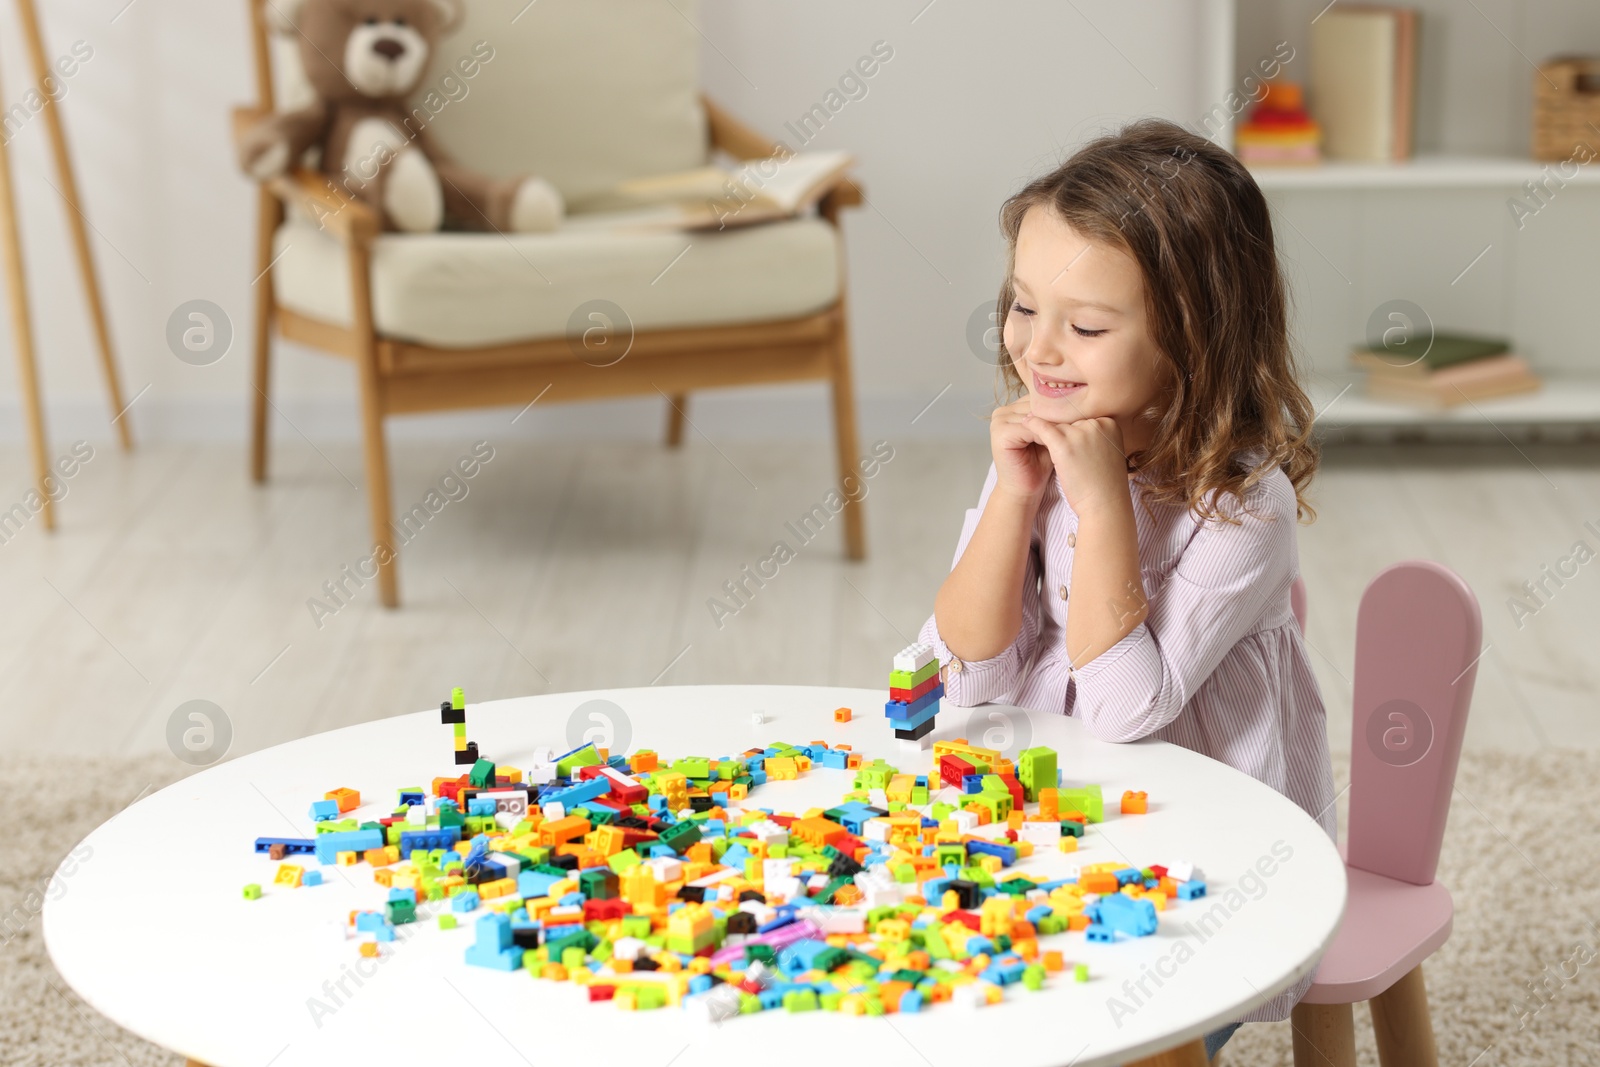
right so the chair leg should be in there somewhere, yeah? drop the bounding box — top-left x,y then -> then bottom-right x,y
1291,1001 -> 1356,1067
250,189 -> 283,483
827,302 -> 866,561
1126,1037 -> 1209,1066
1370,964 -> 1438,1067
346,240 -> 399,608
664,393 -> 687,447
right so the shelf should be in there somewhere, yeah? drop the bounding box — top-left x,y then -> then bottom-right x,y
1247,154 -> 1600,192
1309,373 -> 1600,432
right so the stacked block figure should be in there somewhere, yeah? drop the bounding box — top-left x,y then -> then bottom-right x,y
886,642 -> 943,748
442,686 -> 478,766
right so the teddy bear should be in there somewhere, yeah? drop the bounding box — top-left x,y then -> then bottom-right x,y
235,0 -> 563,234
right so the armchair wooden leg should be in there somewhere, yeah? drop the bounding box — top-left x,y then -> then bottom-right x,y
1370,964 -> 1438,1067
664,393 -> 687,447
827,299 -> 866,561
250,189 -> 283,483
1291,1000 -> 1357,1067
18,0 -> 132,452
0,79 -> 53,532
346,242 -> 399,608
1127,1037 -> 1209,1066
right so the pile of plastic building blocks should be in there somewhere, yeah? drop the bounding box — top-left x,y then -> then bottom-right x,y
249,687 -> 1208,1018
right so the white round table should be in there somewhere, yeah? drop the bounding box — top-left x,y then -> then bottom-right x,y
45,685 -> 1346,1067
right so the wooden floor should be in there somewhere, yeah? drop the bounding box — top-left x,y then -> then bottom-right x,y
1,436 -> 1595,761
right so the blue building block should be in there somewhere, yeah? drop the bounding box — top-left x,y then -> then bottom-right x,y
387,887 -> 417,905
464,912 -> 523,971
398,826 -> 462,858
467,797 -> 497,816
540,775 -> 609,808
308,799 -> 340,821
452,890 -> 480,912
775,938 -> 833,977
1177,880 -> 1208,900
884,690 -> 943,729
313,829 -> 384,865
398,789 -> 425,807
517,870 -> 565,899
1085,923 -> 1115,943
885,682 -> 944,720
961,774 -> 984,794
254,836 -> 316,856
967,840 -> 1017,866
1088,893 -> 1159,938
301,870 -> 323,887
819,749 -> 851,770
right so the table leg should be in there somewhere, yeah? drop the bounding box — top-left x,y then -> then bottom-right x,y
1126,1037 -> 1210,1066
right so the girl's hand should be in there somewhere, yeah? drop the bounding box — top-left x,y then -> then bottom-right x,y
1022,413 -> 1130,518
989,397 -> 1053,504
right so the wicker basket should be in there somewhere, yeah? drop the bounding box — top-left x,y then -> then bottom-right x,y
1534,56 -> 1600,161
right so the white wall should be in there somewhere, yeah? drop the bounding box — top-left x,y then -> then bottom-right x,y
0,0 -> 1220,446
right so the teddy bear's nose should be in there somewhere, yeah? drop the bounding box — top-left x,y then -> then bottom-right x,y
373,38 -> 406,60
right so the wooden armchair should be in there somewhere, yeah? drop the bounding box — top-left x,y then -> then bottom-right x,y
237,0 -> 866,607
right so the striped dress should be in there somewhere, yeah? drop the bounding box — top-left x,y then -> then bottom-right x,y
916,458 -> 1338,1024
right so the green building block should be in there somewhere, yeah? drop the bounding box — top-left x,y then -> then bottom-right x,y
386,899 -> 416,924
450,686 -> 465,710
1017,746 -> 1058,803
242,883 -> 262,900
1074,962 -> 1090,982
469,758 -> 496,789
1022,963 -> 1046,990
438,914 -> 457,930
1060,785 -> 1104,823
783,989 -> 818,1012
557,743 -> 602,777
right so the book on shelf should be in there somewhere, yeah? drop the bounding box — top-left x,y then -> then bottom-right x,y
1349,331 -> 1511,376
1361,359 -> 1541,408
564,150 -> 855,232
1309,5 -> 1417,162
1351,331 -> 1540,408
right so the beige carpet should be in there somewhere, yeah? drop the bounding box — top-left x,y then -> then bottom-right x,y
4,749 -> 1597,1066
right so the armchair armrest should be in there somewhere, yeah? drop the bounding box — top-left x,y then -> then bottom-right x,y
232,106 -> 380,244
702,94 -> 863,220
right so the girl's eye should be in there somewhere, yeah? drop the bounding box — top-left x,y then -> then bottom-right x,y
1010,301 -> 1034,317
1073,325 -> 1107,338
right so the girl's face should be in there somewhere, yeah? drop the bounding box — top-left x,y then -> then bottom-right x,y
1003,204 -> 1171,454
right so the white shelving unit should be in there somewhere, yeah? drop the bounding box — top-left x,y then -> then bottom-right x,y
1211,0 -> 1600,438
1248,154 -> 1600,191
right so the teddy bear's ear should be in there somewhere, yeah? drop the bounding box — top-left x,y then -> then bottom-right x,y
424,0 -> 466,35
260,0 -> 308,33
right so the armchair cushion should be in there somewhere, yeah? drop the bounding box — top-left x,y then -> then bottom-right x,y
270,210 -> 843,348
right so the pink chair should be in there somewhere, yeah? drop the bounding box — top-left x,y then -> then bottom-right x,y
1287,564 -> 1481,1067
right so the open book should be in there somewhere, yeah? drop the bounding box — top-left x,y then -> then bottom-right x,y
567,150 -> 855,232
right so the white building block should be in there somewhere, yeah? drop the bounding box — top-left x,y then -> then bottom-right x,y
893,642 -> 936,673
645,857 -> 684,883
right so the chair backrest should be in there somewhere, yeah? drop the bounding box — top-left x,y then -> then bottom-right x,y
249,0 -> 710,205
1290,573 -> 1307,635
1347,560 -> 1481,886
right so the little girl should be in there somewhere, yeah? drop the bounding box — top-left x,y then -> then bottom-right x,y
917,118 -> 1338,1060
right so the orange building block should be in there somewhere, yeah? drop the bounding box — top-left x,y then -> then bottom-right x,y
1121,790 -> 1148,815
1079,872 -> 1119,894
325,788 -> 361,813
834,707 -> 852,723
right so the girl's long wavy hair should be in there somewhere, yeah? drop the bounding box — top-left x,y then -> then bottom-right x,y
996,117 -> 1319,524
